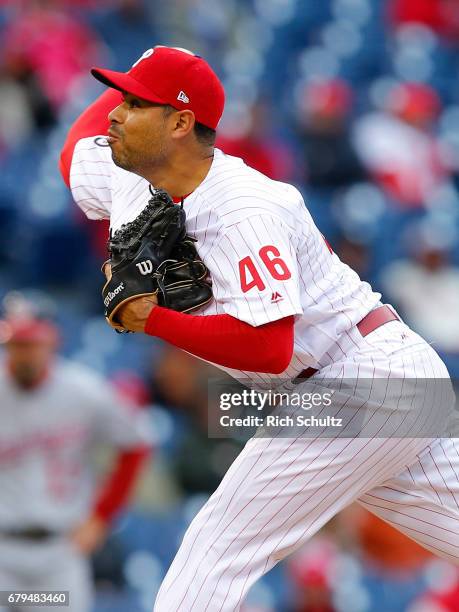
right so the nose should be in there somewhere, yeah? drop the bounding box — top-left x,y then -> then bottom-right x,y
108,102 -> 126,124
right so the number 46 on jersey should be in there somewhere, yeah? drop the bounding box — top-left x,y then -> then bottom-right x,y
238,245 -> 291,293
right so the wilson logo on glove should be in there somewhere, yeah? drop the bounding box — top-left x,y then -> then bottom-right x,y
103,282 -> 125,307
102,188 -> 213,332
136,260 -> 154,275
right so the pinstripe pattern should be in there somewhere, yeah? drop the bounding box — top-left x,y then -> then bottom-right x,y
154,322 -> 458,611
358,438 -> 459,562
67,139 -> 459,611
70,143 -> 381,387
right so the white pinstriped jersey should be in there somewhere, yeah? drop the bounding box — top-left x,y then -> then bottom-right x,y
70,142 -> 381,385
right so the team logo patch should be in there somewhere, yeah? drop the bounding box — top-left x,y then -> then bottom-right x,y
177,90 -> 190,104
94,136 -> 111,147
132,48 -> 154,68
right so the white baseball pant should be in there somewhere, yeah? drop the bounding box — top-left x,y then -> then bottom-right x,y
154,320 -> 459,611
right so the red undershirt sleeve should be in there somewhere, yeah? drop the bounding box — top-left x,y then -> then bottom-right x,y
93,445 -> 150,523
59,88 -> 122,187
145,308 -> 294,374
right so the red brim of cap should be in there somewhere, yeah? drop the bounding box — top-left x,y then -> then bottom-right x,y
91,67 -> 168,105
0,320 -> 59,344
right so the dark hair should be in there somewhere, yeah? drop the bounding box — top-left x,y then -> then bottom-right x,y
162,105 -> 216,147
194,121 -> 216,146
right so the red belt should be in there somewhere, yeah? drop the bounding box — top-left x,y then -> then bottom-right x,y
293,305 -> 399,383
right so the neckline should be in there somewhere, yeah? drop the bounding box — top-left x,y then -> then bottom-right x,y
171,148 -> 222,204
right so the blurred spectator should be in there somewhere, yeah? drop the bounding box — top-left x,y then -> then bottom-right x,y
287,537 -> 338,612
0,65 -> 33,157
409,569 -> 459,611
0,294 -> 151,611
353,82 -> 451,208
389,0 -> 446,32
112,369 -> 151,407
380,220 -> 459,351
2,0 -> 103,109
0,1 -> 458,609
0,52 -> 56,155
4,53 -> 56,130
294,79 -> 367,188
388,0 -> 459,41
217,101 -> 295,181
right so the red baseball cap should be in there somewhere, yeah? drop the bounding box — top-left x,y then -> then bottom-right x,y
386,82 -> 441,123
303,79 -> 353,118
0,318 -> 59,345
91,46 -> 225,130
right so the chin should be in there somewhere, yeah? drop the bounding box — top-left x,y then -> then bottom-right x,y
111,153 -> 145,177
111,151 -> 129,171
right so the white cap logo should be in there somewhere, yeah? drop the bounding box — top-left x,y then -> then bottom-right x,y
132,46 -> 196,69
132,48 -> 154,68
177,91 -> 190,103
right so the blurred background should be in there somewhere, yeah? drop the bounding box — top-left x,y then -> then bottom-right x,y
0,0 -> 459,610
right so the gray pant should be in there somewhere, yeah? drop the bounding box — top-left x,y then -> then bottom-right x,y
0,536 -> 92,612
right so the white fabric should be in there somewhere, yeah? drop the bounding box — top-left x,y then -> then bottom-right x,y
154,321 -> 459,611
70,144 -> 381,386
68,137 -> 459,612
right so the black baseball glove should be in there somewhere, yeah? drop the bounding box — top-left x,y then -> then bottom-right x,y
102,189 -> 213,332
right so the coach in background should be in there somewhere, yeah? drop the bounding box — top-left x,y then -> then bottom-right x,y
0,309 -> 152,612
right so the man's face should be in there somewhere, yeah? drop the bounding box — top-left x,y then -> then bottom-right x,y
6,340 -> 55,389
107,93 -> 174,175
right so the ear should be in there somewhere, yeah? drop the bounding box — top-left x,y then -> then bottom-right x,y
170,110 -> 195,140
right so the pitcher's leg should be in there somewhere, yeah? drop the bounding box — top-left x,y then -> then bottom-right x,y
155,435 -> 428,612
358,438 -> 459,564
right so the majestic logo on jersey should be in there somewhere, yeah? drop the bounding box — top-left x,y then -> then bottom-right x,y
177,90 -> 190,103
104,282 -> 125,307
271,291 -> 283,303
136,260 -> 154,275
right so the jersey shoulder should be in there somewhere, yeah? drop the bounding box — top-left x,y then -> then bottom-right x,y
70,135 -> 112,171
195,149 -> 306,232
69,135 -> 149,222
70,136 -> 152,187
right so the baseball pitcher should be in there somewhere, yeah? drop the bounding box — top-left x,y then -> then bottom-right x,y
60,46 -> 459,611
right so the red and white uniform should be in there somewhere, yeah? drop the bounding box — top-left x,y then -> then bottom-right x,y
62,93 -> 459,612
67,110 -> 380,386
0,357 -> 151,612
